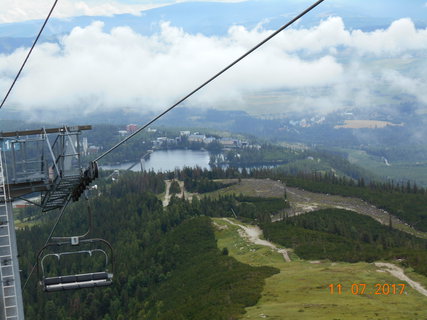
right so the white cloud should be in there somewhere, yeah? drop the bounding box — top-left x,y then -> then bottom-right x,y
383,70 -> 427,105
351,18 -> 427,55
0,0 -> 162,23
0,21 -> 343,117
1,17 -> 427,119
274,17 -> 427,56
226,17 -> 427,56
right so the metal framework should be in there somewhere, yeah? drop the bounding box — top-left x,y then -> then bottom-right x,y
0,125 -> 97,320
0,125 -> 93,211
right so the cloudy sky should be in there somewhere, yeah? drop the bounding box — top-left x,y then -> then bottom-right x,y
1,0 -> 427,119
0,0 -> 247,23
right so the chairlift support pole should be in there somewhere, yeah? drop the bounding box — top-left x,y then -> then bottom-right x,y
0,151 -> 24,320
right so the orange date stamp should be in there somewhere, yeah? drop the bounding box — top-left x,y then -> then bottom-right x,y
328,283 -> 406,295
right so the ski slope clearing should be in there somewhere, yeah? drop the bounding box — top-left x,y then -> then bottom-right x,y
213,218 -> 427,319
210,178 -> 426,238
285,186 -> 427,239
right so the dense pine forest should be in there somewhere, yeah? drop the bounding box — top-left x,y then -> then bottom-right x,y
18,172 -> 278,319
16,167 -> 427,319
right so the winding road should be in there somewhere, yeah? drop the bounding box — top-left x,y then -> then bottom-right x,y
375,262 -> 427,297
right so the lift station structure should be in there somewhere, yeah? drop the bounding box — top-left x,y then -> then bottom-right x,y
0,125 -> 98,320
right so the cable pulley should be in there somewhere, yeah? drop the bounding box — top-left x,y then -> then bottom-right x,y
72,161 -> 99,202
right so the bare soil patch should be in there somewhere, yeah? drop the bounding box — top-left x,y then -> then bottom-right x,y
223,218 -> 291,262
285,186 -> 427,238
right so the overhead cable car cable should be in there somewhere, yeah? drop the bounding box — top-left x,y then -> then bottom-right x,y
21,0 -> 326,290
93,0 -> 326,162
0,0 -> 60,110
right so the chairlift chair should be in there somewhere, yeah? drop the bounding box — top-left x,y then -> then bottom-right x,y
37,238 -> 113,292
37,196 -> 113,292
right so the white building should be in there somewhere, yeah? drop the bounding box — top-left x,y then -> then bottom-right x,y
188,134 -> 206,142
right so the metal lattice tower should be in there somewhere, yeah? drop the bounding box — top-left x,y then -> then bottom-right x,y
0,150 -> 24,320
0,126 -> 92,210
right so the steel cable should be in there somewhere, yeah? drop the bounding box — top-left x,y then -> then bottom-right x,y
0,0 -> 60,110
94,0 -> 326,162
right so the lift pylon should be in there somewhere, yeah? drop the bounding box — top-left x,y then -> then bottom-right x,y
0,151 -> 24,320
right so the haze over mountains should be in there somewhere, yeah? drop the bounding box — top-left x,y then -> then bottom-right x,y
0,0 -> 426,124
1,0 -> 427,41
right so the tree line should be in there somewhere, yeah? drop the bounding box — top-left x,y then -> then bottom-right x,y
262,208 -> 427,276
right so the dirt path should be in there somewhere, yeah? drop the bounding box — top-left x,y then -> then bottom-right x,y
178,180 -> 184,198
177,180 -> 192,200
163,180 -> 196,206
223,218 -> 291,262
375,262 -> 427,297
162,180 -> 172,207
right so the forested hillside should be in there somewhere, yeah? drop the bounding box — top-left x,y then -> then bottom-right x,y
175,166 -> 427,232
281,172 -> 427,232
262,209 -> 427,276
18,172 -> 277,319
16,168 -> 427,318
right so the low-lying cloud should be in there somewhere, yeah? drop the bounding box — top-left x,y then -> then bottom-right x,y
0,17 -> 426,119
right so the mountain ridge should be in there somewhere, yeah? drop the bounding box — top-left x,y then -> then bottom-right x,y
1,0 -> 427,53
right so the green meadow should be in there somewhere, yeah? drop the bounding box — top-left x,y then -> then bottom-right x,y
213,218 -> 427,320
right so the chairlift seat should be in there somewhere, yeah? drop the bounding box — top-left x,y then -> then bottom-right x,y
38,238 -> 114,292
43,271 -> 112,292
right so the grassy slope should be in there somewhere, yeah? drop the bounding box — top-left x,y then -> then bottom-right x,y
204,178 -> 285,199
213,218 -> 427,320
142,217 -> 278,320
